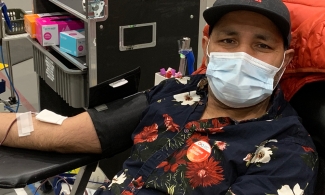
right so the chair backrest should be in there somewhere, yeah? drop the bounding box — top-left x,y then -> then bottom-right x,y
289,81 -> 325,195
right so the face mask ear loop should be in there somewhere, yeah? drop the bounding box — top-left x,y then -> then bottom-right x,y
273,52 -> 287,89
206,39 -> 211,58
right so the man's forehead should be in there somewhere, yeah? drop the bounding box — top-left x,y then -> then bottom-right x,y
215,26 -> 274,37
212,27 -> 281,46
212,11 -> 282,40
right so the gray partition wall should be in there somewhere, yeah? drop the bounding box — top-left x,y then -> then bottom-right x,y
5,0 -> 32,12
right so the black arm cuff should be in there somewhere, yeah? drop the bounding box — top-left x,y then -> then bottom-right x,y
87,92 -> 148,157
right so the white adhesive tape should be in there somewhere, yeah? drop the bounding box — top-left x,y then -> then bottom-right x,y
16,112 -> 34,137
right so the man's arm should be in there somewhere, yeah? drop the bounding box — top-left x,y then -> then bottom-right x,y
0,112 -> 101,153
0,92 -> 149,155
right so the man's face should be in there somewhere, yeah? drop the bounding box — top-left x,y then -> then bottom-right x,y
204,10 -> 291,68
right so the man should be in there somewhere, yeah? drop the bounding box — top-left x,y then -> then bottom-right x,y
0,0 -> 318,194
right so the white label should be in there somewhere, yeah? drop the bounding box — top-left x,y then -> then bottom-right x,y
45,57 -> 55,82
77,39 -> 86,56
95,104 -> 108,112
194,141 -> 212,153
37,12 -> 67,18
42,24 -> 59,46
109,79 -> 128,88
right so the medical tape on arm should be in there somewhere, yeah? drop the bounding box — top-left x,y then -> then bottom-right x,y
35,109 -> 68,125
15,109 -> 68,138
16,111 -> 34,137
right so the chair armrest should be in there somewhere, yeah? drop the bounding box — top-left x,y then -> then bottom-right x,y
0,146 -> 102,189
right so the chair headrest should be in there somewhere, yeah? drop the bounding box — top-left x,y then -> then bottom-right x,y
289,81 -> 325,156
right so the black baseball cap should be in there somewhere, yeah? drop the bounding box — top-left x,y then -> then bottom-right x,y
203,0 -> 291,48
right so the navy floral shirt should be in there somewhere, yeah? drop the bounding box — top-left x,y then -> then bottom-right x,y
96,74 -> 318,195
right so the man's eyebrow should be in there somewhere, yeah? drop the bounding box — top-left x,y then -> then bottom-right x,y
215,28 -> 278,42
215,29 -> 239,37
254,34 -> 275,42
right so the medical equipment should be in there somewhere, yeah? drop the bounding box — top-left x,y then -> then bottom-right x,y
178,37 -> 195,75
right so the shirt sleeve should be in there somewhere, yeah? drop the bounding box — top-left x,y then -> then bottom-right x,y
87,92 -> 149,157
229,138 -> 318,195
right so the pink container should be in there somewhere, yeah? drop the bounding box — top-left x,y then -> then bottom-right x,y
36,16 -> 84,46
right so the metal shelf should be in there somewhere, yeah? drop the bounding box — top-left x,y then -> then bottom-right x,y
51,45 -> 87,71
2,33 -> 29,42
26,37 -> 87,71
27,37 -> 87,72
49,0 -> 87,22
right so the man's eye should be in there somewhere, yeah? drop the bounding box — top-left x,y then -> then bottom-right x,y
258,44 -> 271,49
221,39 -> 235,44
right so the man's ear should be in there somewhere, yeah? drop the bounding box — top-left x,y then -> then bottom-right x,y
202,36 -> 209,64
273,48 -> 295,86
202,36 -> 209,56
283,49 -> 294,69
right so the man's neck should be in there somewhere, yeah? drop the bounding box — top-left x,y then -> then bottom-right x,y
201,93 -> 271,121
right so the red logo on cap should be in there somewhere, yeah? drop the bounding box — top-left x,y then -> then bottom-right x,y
255,0 -> 262,2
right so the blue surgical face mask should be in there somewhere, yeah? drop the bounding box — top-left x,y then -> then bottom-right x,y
206,45 -> 285,108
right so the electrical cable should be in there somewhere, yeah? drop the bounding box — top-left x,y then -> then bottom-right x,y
5,105 -> 16,112
0,46 -> 20,112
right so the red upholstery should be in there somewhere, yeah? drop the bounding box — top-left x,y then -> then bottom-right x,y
281,0 -> 325,100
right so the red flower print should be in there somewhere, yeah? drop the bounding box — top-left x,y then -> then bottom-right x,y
212,118 -> 230,127
302,146 -> 314,152
134,123 -> 158,144
215,141 -> 227,151
185,121 -> 204,131
163,114 -> 180,132
207,118 -> 228,133
185,157 -> 224,188
156,150 -> 187,172
128,176 -> 145,190
200,119 -> 209,123
121,191 -> 134,195
186,132 -> 209,147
